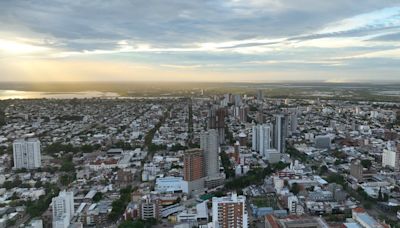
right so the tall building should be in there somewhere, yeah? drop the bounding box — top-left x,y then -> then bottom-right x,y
288,112 -> 298,135
350,160 -> 364,182
52,191 -> 74,228
252,124 -> 273,158
252,125 -> 259,152
139,195 -> 160,220
207,106 -> 226,145
382,142 -> 400,171
234,106 -> 248,123
13,138 -> 41,169
212,193 -> 248,228
183,149 -> 204,181
256,90 -> 264,101
273,115 -> 288,154
200,130 -> 219,178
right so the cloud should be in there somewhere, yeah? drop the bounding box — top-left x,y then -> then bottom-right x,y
0,0 -> 399,81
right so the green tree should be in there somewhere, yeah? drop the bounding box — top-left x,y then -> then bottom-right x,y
290,183 -> 301,195
319,165 -> 328,175
93,192 -> 103,202
361,160 -> 372,169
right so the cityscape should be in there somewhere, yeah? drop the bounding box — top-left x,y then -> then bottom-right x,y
0,87 -> 399,228
1,1 -> 400,228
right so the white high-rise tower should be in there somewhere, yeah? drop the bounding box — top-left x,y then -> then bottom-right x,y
52,191 -> 74,228
13,138 -> 41,169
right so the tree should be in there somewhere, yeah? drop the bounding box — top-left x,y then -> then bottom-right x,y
81,144 -> 94,153
290,183 -> 300,195
220,150 -> 235,179
93,192 -> 103,202
378,187 -> 383,201
319,165 -> 328,175
361,160 -> 372,169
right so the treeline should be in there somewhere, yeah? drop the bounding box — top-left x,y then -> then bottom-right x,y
118,219 -> 157,228
286,147 -> 307,162
220,150 -> 235,179
109,186 -> 132,221
44,142 -> 101,154
0,101 -> 9,126
26,183 -> 60,217
56,115 -> 84,121
225,162 -> 288,190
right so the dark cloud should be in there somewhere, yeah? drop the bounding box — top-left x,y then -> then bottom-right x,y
0,0 -> 399,50
369,32 -> 400,41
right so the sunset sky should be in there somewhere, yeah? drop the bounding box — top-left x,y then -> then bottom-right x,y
0,0 -> 399,82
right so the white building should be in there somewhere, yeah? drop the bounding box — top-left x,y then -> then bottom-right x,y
52,191 -> 74,228
13,138 -> 41,169
212,193 -> 248,228
288,195 -> 304,215
252,124 -> 273,158
155,177 -> 186,193
382,149 -> 399,170
382,142 -> 399,170
352,208 -> 383,228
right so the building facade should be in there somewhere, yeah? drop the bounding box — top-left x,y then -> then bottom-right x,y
52,191 -> 74,228
212,193 -> 248,228
200,129 -> 219,178
13,138 -> 41,169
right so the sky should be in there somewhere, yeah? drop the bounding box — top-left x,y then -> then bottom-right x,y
0,0 -> 399,82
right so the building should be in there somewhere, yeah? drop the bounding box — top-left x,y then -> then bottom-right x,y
13,138 -> 41,169
352,208 -> 384,228
52,191 -> 74,228
257,90 -> 264,101
288,112 -> 298,136
155,176 -> 185,193
116,170 -> 134,187
350,160 -> 364,182
267,149 -> 281,164
273,115 -> 288,154
207,107 -> 226,145
212,193 -> 248,228
184,149 -> 204,181
140,195 -> 161,220
200,129 -> 219,178
287,195 -> 301,215
252,124 -> 273,158
183,148 -> 205,194
382,149 -> 399,170
314,136 -> 331,149
382,142 -> 400,171
265,215 -> 329,228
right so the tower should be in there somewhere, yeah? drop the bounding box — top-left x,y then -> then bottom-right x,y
13,138 -> 41,169
183,148 -> 204,181
200,129 -> 219,178
273,115 -> 288,154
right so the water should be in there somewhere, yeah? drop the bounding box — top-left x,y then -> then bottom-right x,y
0,90 -> 119,100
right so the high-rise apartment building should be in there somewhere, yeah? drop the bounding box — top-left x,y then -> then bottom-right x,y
252,124 -> 273,158
13,138 -> 41,169
382,142 -> 400,171
207,106 -> 226,145
273,115 -> 288,154
200,130 -> 219,178
52,191 -> 74,228
212,193 -> 248,228
183,148 -> 204,181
